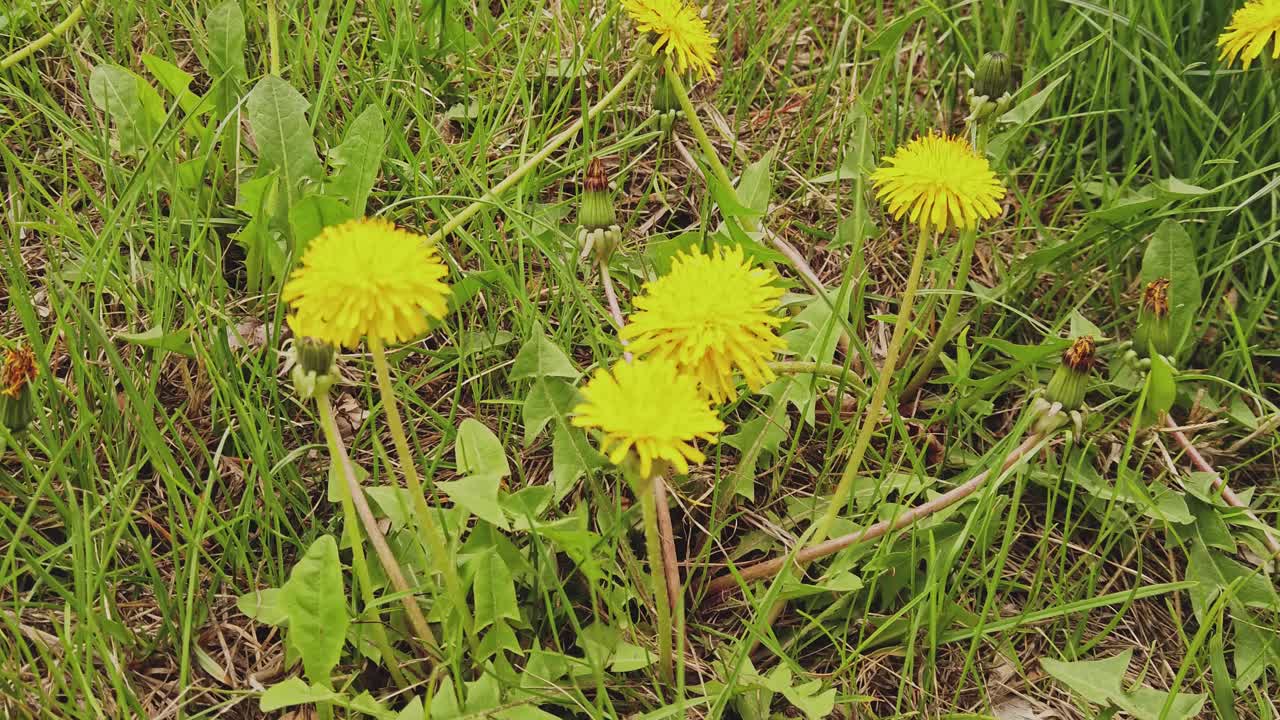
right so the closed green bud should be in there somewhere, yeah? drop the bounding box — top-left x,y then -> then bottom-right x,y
1134,278 -> 1173,359
1,346 -> 38,434
579,159 -> 617,231
291,337 -> 339,400
975,51 -> 1013,99
1045,336 -> 1096,412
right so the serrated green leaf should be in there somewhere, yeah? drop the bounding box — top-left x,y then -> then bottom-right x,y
438,473 -> 509,530
328,104 -> 385,215
237,588 -> 288,626
289,194 -> 354,255
456,418 -> 509,477
473,552 -> 520,631
206,0 -> 247,119
736,148 -> 775,222
998,75 -> 1067,127
511,330 -> 578,381
140,54 -> 210,119
1187,539 -> 1279,620
522,378 -> 577,445
118,325 -> 195,358
282,535 -> 348,684
246,75 -> 322,206
259,677 -> 339,712
1142,221 -> 1201,354
89,65 -> 165,154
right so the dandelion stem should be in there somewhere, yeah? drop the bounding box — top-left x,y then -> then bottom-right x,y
368,337 -> 475,640
0,2 -> 87,72
638,474 -> 675,684
425,63 -> 645,247
265,0 -> 281,76
316,392 -> 439,658
812,224 -> 934,544
333,453 -> 410,688
901,227 -> 977,400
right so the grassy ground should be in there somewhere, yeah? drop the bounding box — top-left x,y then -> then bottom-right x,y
2,0 -> 1278,718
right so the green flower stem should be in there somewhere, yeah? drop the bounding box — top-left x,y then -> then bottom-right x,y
901,227 -> 976,400
331,437 -> 410,688
812,224 -> 934,544
768,361 -> 867,394
0,2 -> 88,72
637,473 -> 675,685
367,337 -> 474,639
316,391 -> 440,659
265,0 -> 281,76
424,63 -> 645,247
661,60 -> 735,191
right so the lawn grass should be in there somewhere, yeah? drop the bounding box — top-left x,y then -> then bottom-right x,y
1,0 -> 1278,718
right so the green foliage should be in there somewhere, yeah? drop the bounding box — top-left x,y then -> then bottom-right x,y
1042,651 -> 1207,720
281,535 -> 349,684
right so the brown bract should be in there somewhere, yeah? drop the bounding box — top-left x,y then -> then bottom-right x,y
1143,277 -> 1170,319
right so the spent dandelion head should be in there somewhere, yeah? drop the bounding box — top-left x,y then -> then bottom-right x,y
622,0 -> 718,78
572,358 -> 724,478
282,219 -> 451,349
1,345 -> 38,433
871,134 -> 1006,232
1218,0 -> 1280,69
621,244 -> 786,403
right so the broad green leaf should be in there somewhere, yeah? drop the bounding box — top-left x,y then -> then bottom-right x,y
493,706 -> 563,720
140,54 -> 210,119
708,171 -> 764,222
430,677 -> 463,720
522,378 -> 577,445
118,325 -> 195,357
89,65 -> 165,153
281,535 -> 349,684
1186,539 -> 1279,620
551,424 -> 603,500
1143,353 -> 1176,424
438,473 -> 509,530
866,6 -> 933,53
246,75 -> 322,205
206,0 -> 247,119
608,641 -> 656,672
289,194 -> 354,255
395,697 -> 426,720
473,551 -> 520,632
328,104 -> 385,214
1234,608 -> 1280,687
477,620 -> 523,660
781,679 -> 836,720
736,148 -> 776,222
998,75 -> 1068,127
237,588 -> 288,625
1042,651 -> 1129,705
259,677 -> 339,712
1141,221 -> 1201,353
1069,309 -> 1103,340
456,418 -> 509,477
511,330 -> 578,381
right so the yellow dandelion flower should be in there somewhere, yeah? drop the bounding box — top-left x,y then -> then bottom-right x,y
621,244 -> 785,403
871,134 -> 1006,233
282,219 -> 451,348
622,0 -> 718,78
573,358 -> 724,478
1217,0 -> 1280,69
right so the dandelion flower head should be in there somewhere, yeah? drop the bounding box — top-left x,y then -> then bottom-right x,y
1218,0 -> 1280,69
622,0 -> 718,78
871,134 -> 1006,232
572,358 -> 724,478
621,244 -> 785,403
282,219 -> 451,348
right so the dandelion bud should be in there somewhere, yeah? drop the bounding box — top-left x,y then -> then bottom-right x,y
290,337 -> 339,399
1045,336 -> 1096,412
1134,278 -> 1173,359
577,159 -> 622,263
580,159 -> 617,231
1,346 -> 38,434
975,51 -> 1014,99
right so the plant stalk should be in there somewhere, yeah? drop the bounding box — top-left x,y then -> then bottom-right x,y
0,2 -> 87,72
316,392 -> 439,658
812,224 -> 934,543
901,227 -> 976,399
368,337 -> 474,638
638,473 -> 674,684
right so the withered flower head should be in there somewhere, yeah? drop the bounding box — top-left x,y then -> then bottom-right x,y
1142,278 -> 1170,319
1062,336 -> 1096,373
585,158 -> 609,193
2,347 -> 36,398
